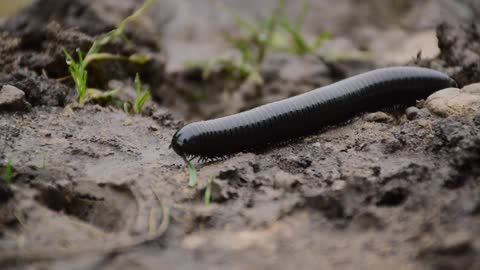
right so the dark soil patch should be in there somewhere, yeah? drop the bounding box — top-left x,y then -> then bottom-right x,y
415,22 -> 480,87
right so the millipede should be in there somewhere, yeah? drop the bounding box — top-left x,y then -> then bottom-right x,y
171,66 -> 455,160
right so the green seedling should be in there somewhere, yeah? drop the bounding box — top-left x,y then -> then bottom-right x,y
64,0 -> 155,104
133,73 -> 151,114
185,159 -> 197,187
278,21 -> 331,55
185,0 -> 284,84
38,150 -> 47,169
273,0 -> 331,55
187,0 -> 331,84
4,159 -> 12,185
65,49 -> 88,104
204,176 -> 214,205
185,58 -> 260,83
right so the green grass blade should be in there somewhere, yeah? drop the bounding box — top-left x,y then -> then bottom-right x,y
185,159 -> 197,187
311,30 -> 332,50
128,53 -> 151,64
64,49 -> 88,104
257,0 -> 285,63
135,73 -> 142,96
117,0 -> 157,33
5,159 -> 12,185
78,69 -> 88,104
219,3 -> 258,37
280,18 -> 311,54
133,91 -> 150,113
132,73 -> 151,114
295,0 -> 310,29
86,0 -> 157,61
204,176 -> 214,205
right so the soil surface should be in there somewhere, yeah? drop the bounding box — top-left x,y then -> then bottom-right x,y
1,1 -> 480,269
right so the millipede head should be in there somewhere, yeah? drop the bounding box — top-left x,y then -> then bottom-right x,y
171,123 -> 203,159
171,129 -> 188,159
449,78 -> 458,88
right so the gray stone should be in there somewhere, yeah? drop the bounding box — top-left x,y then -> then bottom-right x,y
406,107 -> 431,120
425,85 -> 480,117
406,107 -> 420,120
273,170 -> 300,190
0,85 -> 31,112
364,112 -> 394,123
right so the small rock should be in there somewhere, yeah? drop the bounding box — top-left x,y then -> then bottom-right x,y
461,83 -> 480,95
352,211 -> 384,230
463,199 -> 480,216
0,85 -> 31,112
331,180 -> 346,191
406,107 -> 420,120
425,86 -> 480,117
304,192 -> 345,219
148,125 -> 159,131
473,114 -> 480,127
383,137 -> 403,154
364,112 -> 394,123
273,171 -> 300,189
209,180 -> 232,202
406,107 -> 431,120
281,155 -> 312,169
123,118 -> 133,126
419,232 -> 472,257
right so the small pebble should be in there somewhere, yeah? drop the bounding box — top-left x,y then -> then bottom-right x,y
364,112 -> 394,123
148,125 -> 159,131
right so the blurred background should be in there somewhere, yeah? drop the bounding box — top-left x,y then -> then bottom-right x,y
1,0 -> 478,71
1,0 -> 479,119
0,0 -> 31,17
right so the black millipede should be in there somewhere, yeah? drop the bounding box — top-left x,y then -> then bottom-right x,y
171,66 -> 456,160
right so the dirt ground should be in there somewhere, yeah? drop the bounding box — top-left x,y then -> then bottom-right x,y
1,0 -> 480,269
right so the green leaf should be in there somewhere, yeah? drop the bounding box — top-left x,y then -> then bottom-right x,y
129,53 -> 151,64
204,176 -> 214,205
280,18 -> 310,54
135,73 -> 142,96
4,159 -> 12,185
295,0 -> 310,30
86,88 -> 118,104
185,159 -> 197,187
64,49 -> 88,104
311,30 -> 331,50
132,73 -> 151,113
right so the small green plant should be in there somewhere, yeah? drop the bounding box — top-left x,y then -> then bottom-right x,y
185,159 -> 197,187
4,159 -> 12,185
184,57 -> 263,86
277,20 -> 331,55
271,0 -> 331,54
230,0 -> 332,55
64,49 -> 89,104
185,0 -> 284,84
204,176 -> 214,205
64,0 -> 156,104
187,0 -> 331,83
122,73 -> 151,114
133,73 -> 151,114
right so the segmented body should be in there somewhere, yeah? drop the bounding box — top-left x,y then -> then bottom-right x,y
171,66 -> 455,160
